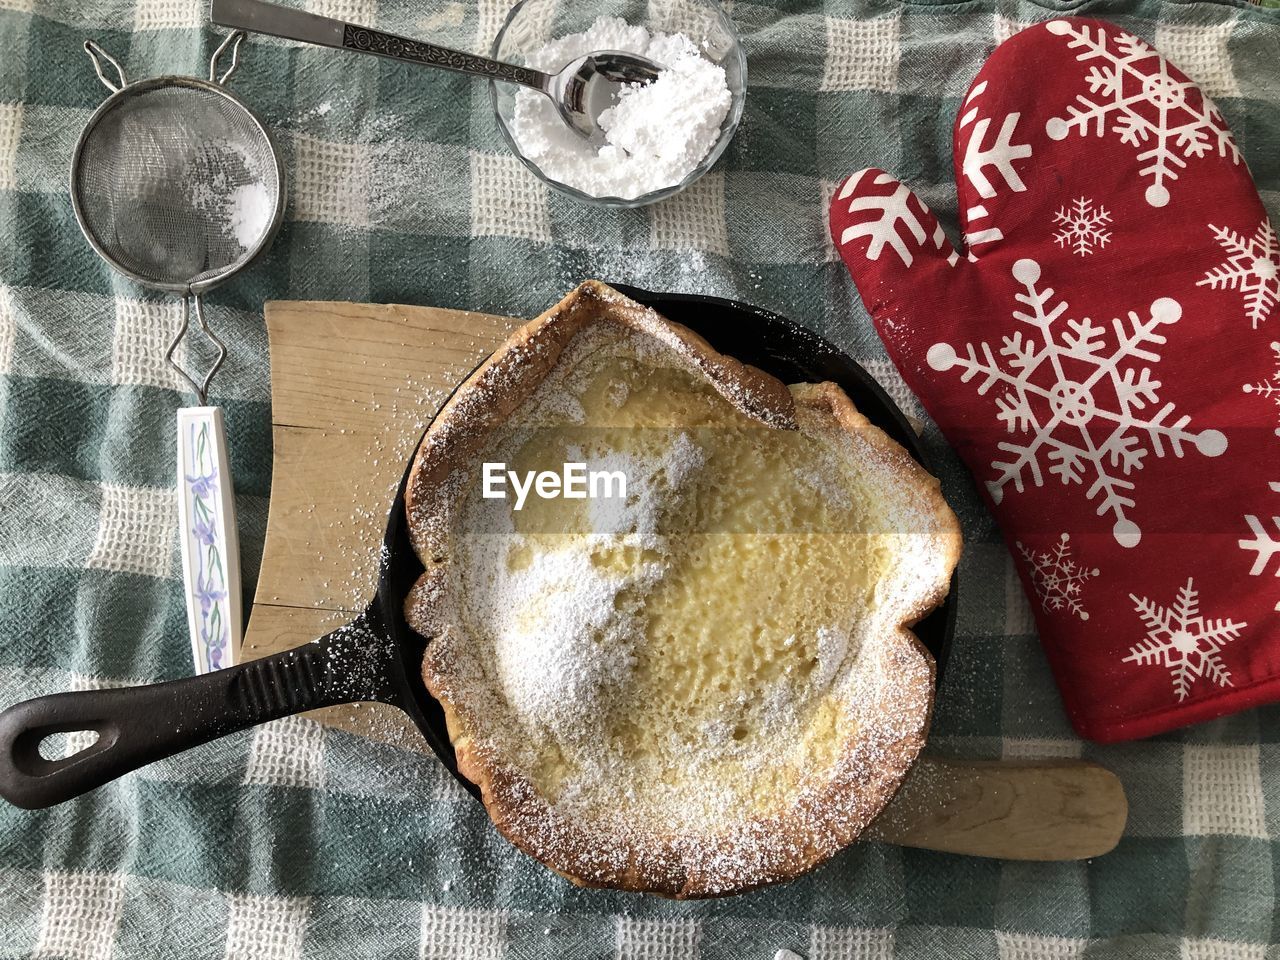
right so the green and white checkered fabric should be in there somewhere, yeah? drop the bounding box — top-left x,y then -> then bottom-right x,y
1,0 -> 1279,956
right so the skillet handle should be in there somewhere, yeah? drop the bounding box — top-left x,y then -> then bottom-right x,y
0,611 -> 398,809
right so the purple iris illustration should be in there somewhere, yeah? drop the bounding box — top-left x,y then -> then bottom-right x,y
186,468 -> 219,500
195,571 -> 227,617
199,618 -> 226,670
193,516 -> 217,546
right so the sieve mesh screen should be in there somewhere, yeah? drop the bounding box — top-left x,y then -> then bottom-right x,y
73,81 -> 280,288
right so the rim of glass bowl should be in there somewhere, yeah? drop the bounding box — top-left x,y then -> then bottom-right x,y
488,0 -> 747,209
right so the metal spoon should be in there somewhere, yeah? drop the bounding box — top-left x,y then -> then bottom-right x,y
210,0 -> 662,140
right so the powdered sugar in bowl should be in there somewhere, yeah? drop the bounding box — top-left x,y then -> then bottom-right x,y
491,0 -> 746,207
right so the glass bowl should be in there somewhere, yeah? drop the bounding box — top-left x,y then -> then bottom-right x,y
489,0 -> 746,208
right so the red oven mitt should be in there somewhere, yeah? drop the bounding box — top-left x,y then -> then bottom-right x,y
830,18 -> 1280,741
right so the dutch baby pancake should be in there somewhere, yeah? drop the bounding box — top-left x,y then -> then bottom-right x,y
404,281 -> 961,897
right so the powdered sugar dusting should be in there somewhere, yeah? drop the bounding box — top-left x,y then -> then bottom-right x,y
470,529 -> 653,739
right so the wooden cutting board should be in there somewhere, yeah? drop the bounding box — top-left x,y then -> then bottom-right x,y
242,299 -> 1127,862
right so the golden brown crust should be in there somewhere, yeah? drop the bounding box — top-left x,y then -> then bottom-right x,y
404,282 -> 962,898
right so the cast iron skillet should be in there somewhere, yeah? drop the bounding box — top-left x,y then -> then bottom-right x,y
0,288 -> 957,810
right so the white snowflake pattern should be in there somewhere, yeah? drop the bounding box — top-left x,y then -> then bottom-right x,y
958,79 -> 1032,255
1054,197 -> 1112,257
1044,20 -> 1240,208
1243,341 -> 1280,438
835,169 -> 959,269
1240,511 -> 1280,579
1240,347 -> 1280,594
960,81 -> 1033,201
1017,532 -> 1099,620
1197,219 -> 1280,329
1244,484 -> 1280,614
927,258 -> 1228,547
1124,578 -> 1246,701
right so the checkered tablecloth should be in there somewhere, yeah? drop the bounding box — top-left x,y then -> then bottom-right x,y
1,0 -> 1279,957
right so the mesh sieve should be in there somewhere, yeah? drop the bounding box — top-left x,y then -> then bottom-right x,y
70,35 -> 284,401
73,80 -> 281,290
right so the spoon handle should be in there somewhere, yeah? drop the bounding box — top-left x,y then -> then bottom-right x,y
210,0 -> 552,92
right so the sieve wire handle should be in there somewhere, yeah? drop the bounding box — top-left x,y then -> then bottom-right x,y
167,294 -> 227,405
83,41 -> 127,93
209,0 -> 552,91
209,30 -> 245,85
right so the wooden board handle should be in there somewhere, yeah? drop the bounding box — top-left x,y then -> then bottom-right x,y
867,756 -> 1127,860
